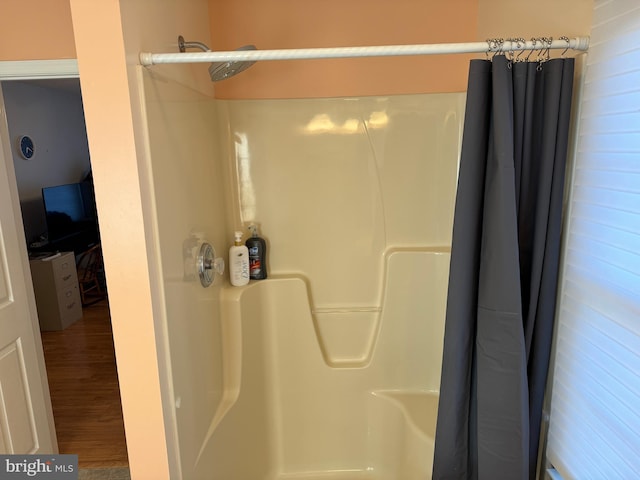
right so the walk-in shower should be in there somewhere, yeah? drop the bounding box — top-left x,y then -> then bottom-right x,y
138,35 -> 589,479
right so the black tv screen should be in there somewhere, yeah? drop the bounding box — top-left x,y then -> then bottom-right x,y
42,182 -> 98,243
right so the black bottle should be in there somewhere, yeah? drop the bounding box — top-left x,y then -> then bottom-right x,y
245,224 -> 267,280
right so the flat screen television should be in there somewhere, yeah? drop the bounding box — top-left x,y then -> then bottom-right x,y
42,181 -> 99,246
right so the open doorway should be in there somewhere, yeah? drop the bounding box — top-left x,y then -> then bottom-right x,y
1,78 -> 128,469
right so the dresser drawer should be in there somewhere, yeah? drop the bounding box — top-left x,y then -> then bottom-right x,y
56,286 -> 82,329
29,251 -> 83,331
57,285 -> 80,307
51,253 -> 79,290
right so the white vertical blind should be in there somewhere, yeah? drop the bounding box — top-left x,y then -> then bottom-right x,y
546,1 -> 640,479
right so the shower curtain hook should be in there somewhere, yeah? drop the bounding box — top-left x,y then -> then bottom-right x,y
536,38 -> 545,62
515,37 -> 526,62
536,37 -> 551,71
545,36 -> 553,62
560,36 -> 571,57
506,38 -> 516,68
526,37 -> 538,62
486,38 -> 502,61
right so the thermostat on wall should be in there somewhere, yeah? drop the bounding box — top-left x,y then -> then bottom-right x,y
17,135 -> 35,160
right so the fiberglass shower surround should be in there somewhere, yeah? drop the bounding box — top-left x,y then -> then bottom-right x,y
140,32 -> 590,480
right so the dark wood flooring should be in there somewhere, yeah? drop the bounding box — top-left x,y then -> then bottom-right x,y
40,298 -> 129,468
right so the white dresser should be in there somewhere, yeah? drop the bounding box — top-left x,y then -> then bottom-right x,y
29,252 -> 83,331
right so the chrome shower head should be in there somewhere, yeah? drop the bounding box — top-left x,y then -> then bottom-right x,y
208,45 -> 257,82
178,35 -> 256,82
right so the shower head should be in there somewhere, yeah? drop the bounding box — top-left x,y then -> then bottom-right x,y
208,45 -> 257,82
178,35 -> 256,82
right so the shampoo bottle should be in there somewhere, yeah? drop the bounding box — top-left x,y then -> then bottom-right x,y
229,231 -> 250,286
246,224 -> 267,280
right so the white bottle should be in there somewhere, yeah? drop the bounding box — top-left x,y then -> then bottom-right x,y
229,231 -> 250,286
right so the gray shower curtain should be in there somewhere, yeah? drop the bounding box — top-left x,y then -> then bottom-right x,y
432,54 -> 575,480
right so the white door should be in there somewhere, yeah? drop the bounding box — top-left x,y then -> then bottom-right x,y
0,83 -> 57,454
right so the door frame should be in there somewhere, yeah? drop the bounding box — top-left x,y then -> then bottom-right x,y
0,58 -> 78,452
0,60 -> 78,81
0,59 -> 76,454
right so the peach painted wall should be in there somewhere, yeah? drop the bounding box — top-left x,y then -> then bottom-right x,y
69,0 -> 217,478
68,1 -> 170,479
208,0 -> 479,99
0,0 -> 76,60
477,0 -> 593,41
208,0 -> 594,99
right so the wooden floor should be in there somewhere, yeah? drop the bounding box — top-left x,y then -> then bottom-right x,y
41,298 -> 129,468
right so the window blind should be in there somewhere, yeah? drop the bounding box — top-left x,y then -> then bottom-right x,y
545,1 -> 640,479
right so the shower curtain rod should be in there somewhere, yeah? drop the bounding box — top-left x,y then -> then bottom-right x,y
139,36 -> 589,66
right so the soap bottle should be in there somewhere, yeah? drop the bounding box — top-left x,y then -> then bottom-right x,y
246,224 -> 267,280
229,231 -> 250,286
